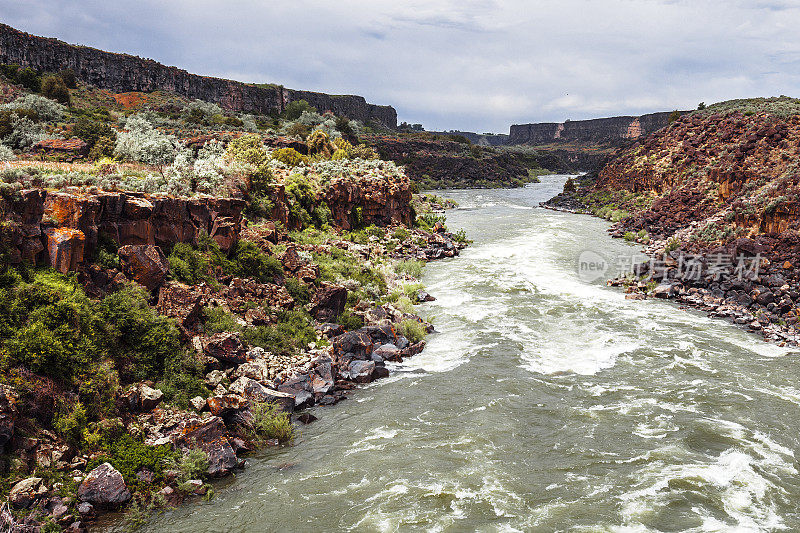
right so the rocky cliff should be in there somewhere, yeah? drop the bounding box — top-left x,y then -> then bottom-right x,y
0,172 -> 414,276
509,111 -> 680,146
545,97 -> 800,345
364,135 -> 535,189
0,23 -> 397,126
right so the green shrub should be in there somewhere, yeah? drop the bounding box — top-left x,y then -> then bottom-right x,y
281,99 -> 316,121
88,433 -> 174,491
231,240 -> 283,282
337,310 -> 363,330
271,148 -> 306,167
252,401 -> 294,443
225,135 -> 267,167
159,348 -> 210,409
73,117 -> 116,149
313,247 -> 387,295
98,287 -> 181,381
168,242 -> 212,285
284,277 -> 311,305
40,74 -> 71,106
53,401 -> 88,445
398,319 -> 426,343
395,259 -> 424,279
392,227 -> 410,241
242,309 -> 317,355
203,307 -> 243,335
17,67 -> 41,92
165,448 -> 209,489
59,69 -> 77,89
89,135 -> 115,160
416,213 -> 446,231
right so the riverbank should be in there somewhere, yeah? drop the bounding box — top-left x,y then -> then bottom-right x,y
544,178 -> 800,347
135,178 -> 800,532
0,217 -> 467,533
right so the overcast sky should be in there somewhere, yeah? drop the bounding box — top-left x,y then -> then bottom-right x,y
2,1 -> 799,132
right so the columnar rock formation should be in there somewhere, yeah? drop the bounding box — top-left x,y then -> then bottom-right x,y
0,23 -> 397,126
0,174 -> 414,275
1,189 -> 246,275
509,112 -> 680,146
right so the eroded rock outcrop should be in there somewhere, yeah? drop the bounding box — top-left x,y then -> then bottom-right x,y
0,190 -> 245,274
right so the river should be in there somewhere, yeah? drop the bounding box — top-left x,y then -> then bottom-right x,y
139,175 -> 800,532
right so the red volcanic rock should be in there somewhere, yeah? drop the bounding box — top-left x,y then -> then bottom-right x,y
156,281 -> 205,335
32,137 -> 88,160
203,332 -> 249,366
117,244 -> 169,290
44,227 -> 85,274
0,190 -> 245,273
309,283 -> 347,322
324,174 -> 413,230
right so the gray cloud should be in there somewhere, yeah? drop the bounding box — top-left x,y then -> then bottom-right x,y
1,0 -> 799,132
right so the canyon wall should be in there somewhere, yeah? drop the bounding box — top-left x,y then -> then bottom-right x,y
509,111 -> 680,146
0,23 -> 397,126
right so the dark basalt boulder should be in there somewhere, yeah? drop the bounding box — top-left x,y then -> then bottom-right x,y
170,416 -> 238,477
332,330 -> 374,359
309,284 -> 348,322
77,463 -> 131,509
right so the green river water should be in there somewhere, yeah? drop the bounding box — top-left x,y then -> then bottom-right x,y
137,175 -> 800,532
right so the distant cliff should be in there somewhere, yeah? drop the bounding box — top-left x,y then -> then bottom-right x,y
0,23 -> 397,126
509,111 -> 680,146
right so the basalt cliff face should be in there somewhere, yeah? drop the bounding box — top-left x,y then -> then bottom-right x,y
364,135 -> 533,189
0,23 -> 397,126
0,175 -> 413,277
509,112 -> 679,146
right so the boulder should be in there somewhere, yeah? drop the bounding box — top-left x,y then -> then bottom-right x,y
122,383 -> 164,413
170,416 -> 238,477
206,394 -> 249,417
117,244 -> 169,290
372,343 -> 401,362
77,463 -> 131,508
203,333 -> 249,365
9,477 -> 47,509
210,217 -> 239,253
233,357 -> 272,384
280,245 -> 304,272
32,138 -> 88,159
138,385 -> 164,412
43,228 -> 85,274
228,377 -> 295,412
296,263 -> 319,283
311,359 -> 335,396
346,360 -> 376,383
189,396 -> 207,411
156,282 -> 204,334
332,330 -> 374,359
309,284 -> 348,322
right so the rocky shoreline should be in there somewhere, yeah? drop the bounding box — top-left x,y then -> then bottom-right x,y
544,191 -> 800,347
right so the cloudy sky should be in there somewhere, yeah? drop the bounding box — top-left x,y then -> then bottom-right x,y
2,1 -> 799,132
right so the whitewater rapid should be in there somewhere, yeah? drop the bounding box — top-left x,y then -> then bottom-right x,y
136,176 -> 800,533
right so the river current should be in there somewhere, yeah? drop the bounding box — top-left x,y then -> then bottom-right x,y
141,175 -> 800,532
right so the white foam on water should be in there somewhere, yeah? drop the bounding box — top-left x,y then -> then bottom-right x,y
618,418 -> 796,532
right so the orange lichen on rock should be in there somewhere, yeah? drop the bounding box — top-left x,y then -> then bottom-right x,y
113,92 -> 147,109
